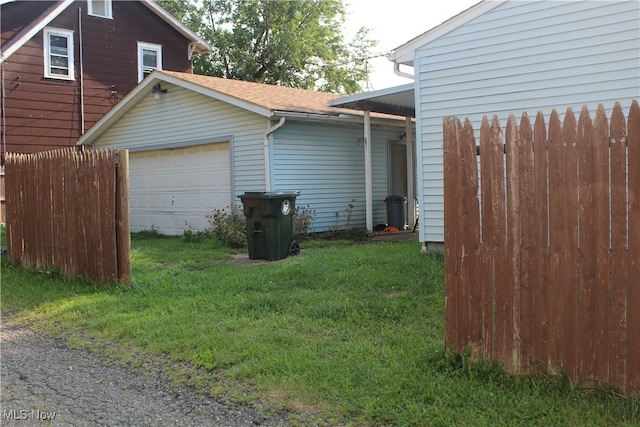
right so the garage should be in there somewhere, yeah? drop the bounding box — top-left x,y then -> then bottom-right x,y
129,142 -> 231,235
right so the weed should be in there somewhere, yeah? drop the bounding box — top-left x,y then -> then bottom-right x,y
293,205 -> 315,241
182,224 -> 213,243
135,228 -> 163,239
345,198 -> 355,227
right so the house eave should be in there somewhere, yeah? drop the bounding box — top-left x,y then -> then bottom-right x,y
390,0 -> 504,66
0,0 -> 74,64
78,70 -> 273,146
142,0 -> 212,55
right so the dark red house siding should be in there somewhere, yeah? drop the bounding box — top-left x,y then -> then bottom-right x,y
1,1 -> 195,153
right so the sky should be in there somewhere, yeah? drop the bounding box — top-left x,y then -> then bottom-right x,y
343,0 -> 481,91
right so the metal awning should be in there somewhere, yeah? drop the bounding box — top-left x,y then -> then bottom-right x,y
328,83 -> 415,117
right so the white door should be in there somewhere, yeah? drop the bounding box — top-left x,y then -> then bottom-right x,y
129,143 -> 231,235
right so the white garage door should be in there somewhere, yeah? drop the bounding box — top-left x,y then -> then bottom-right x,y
129,143 -> 231,235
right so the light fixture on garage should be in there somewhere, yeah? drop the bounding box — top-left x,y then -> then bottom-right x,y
152,83 -> 167,100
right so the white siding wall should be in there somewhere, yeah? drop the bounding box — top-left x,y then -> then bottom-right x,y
271,121 -> 403,232
415,0 -> 640,242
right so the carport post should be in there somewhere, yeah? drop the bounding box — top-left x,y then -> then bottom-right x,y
405,116 -> 415,228
364,111 -> 373,232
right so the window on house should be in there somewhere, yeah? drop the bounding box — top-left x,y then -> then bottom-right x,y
88,0 -> 112,19
44,28 -> 74,80
137,42 -> 162,82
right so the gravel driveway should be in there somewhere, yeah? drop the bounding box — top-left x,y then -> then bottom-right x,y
1,319 -> 292,426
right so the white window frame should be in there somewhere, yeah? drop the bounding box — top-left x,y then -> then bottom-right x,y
43,27 -> 75,80
137,42 -> 163,82
87,0 -> 113,19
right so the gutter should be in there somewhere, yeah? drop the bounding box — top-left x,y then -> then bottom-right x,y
273,111 -> 407,129
393,62 -> 414,80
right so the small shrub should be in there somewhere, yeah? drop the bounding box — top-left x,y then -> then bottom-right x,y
182,227 -> 212,243
182,207 -> 246,248
207,206 -> 247,249
135,227 -> 164,239
293,204 -> 316,241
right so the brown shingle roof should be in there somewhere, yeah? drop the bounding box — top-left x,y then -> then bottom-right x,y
159,70 -> 362,117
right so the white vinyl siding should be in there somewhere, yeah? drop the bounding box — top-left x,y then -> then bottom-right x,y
43,27 -> 74,80
415,0 -> 640,243
271,121 -> 401,232
93,83 -> 267,200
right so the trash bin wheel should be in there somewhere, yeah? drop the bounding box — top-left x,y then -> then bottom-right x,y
288,241 -> 300,256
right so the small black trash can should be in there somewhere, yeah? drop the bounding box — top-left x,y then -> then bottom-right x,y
384,195 -> 407,230
239,192 -> 300,261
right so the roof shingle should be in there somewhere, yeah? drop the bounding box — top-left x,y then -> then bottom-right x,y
159,70 -> 365,117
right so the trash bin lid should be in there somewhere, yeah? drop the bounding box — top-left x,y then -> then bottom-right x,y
239,191 -> 300,199
385,195 -> 408,203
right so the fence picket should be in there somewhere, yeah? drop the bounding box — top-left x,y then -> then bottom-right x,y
561,108 -> 579,379
443,117 -> 461,350
609,102 -> 627,389
627,100 -> 640,393
518,113 -> 535,372
593,104 -> 611,383
577,106 -> 596,381
479,117 -> 497,358
547,110 -> 564,374
488,116 -> 509,366
462,119 -> 482,352
532,112 -> 549,370
504,114 -> 521,371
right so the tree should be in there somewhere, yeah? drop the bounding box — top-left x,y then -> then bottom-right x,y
157,0 -> 377,94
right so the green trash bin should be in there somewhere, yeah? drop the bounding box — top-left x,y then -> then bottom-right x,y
239,191 -> 300,261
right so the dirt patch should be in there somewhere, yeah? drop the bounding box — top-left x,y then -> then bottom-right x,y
219,253 -> 270,265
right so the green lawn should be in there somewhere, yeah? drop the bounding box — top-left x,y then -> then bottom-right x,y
1,233 -> 638,426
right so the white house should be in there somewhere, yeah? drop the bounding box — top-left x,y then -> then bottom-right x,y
78,70 -> 414,235
333,0 -> 640,249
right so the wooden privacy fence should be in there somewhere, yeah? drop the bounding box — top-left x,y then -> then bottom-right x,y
5,148 -> 130,284
443,101 -> 639,395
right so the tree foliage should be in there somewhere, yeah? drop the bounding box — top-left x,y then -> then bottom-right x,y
157,0 -> 377,94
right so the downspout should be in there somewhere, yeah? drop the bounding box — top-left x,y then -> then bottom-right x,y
364,111 -> 373,233
78,8 -> 85,134
1,64 -> 5,155
263,117 -> 285,191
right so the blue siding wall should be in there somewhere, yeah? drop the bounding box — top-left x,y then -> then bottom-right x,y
271,120 -> 403,232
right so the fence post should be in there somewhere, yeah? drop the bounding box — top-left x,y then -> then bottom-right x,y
116,149 -> 131,284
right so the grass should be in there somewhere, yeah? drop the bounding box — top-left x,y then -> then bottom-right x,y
1,231 -> 638,426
